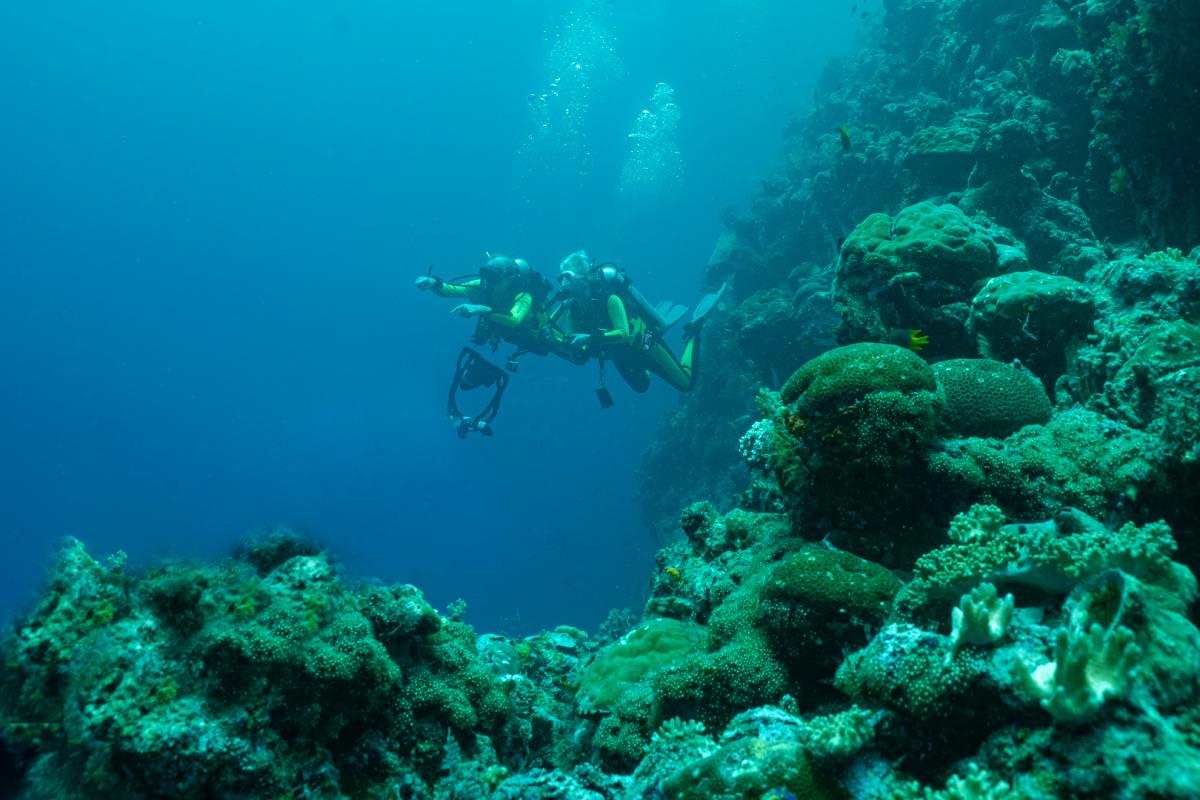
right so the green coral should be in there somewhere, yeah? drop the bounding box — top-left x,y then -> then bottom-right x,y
800,706 -> 877,763
948,583 -> 1014,656
755,546 -> 902,669
775,343 -> 943,538
932,359 -> 1051,438
947,504 -> 1005,544
633,717 -> 716,789
781,342 -> 938,408
652,634 -> 788,732
834,202 -> 1002,356
0,539 -> 520,798
576,618 -> 700,714
898,506 -> 1195,617
590,684 -> 657,770
661,708 -> 847,800
1014,623 -> 1142,723
835,623 -> 991,722
1099,320 -> 1200,454
1059,570 -> 1200,710
927,407 -> 1165,520
968,270 -> 1096,384
887,763 -> 1020,800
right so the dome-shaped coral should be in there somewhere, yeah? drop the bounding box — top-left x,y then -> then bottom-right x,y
834,202 -> 1004,357
969,270 -> 1096,384
933,358 -> 1051,438
774,344 -> 943,549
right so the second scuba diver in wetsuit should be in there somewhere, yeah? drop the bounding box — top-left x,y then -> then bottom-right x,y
553,251 -> 723,393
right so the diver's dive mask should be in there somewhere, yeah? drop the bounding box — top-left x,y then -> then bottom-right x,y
479,254 -> 517,287
557,269 -> 585,293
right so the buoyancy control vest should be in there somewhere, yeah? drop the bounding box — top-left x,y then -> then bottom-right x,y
584,263 -> 688,337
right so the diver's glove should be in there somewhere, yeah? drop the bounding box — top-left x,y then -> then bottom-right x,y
451,303 -> 492,318
415,276 -> 441,291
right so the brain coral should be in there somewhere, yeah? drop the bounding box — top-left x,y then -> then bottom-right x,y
932,358 -> 1051,438
775,343 -> 943,546
782,341 -> 937,408
757,546 -> 902,669
576,618 -> 699,713
833,201 -> 1002,356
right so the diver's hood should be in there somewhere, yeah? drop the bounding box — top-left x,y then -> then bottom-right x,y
481,254 -> 536,284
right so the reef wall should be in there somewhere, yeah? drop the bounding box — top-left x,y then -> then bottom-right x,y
638,0 -> 1200,542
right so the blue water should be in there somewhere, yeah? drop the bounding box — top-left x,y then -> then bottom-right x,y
0,1 -> 856,635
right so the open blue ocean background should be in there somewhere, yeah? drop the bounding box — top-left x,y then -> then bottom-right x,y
0,1 -> 857,635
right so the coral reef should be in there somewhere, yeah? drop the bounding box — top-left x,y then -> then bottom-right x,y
0,533 -> 562,799
6,0 -> 1200,797
640,0 -> 1200,549
932,358 -> 1050,438
773,342 -> 943,547
623,0 -> 1200,794
833,201 -> 1003,358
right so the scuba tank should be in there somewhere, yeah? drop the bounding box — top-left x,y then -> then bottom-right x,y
589,262 -> 688,335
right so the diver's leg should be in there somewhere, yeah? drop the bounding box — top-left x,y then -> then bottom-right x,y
646,340 -> 694,392
613,354 -> 651,393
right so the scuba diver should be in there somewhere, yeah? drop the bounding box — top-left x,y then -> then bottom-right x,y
416,253 -> 565,437
415,254 -> 561,362
551,250 -> 726,404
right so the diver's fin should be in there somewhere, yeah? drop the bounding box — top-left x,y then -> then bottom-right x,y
690,282 -> 728,326
656,301 -> 689,330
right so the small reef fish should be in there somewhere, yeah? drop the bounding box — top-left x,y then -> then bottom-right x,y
886,328 -> 930,352
762,790 -> 798,800
838,126 -> 852,151
665,566 -> 682,583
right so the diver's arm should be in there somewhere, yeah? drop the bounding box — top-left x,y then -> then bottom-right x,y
548,307 -> 589,364
598,295 -> 634,344
430,278 -> 480,299
569,295 -> 634,349
484,292 -> 532,328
